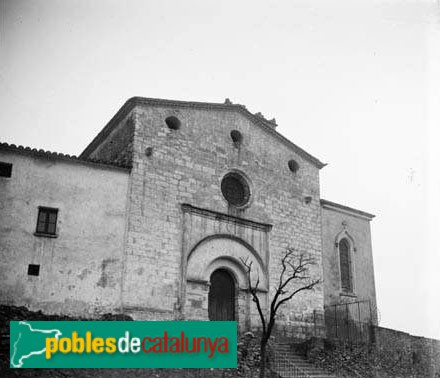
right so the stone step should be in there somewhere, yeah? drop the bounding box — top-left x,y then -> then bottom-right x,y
273,345 -> 337,378
276,370 -> 333,376
278,362 -> 332,375
277,365 -> 332,376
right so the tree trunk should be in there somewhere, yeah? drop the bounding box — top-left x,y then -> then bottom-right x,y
259,339 -> 267,378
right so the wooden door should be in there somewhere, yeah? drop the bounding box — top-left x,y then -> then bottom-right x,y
208,269 -> 235,321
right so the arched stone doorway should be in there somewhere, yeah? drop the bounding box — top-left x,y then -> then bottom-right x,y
184,235 -> 268,329
208,269 -> 235,321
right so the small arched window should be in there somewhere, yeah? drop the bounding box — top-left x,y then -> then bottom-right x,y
339,238 -> 353,293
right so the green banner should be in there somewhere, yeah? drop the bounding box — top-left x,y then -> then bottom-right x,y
10,321 -> 237,368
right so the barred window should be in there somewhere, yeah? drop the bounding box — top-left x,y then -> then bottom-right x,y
36,207 -> 58,236
339,238 -> 352,292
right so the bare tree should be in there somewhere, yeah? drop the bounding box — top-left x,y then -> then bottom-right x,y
241,248 -> 320,378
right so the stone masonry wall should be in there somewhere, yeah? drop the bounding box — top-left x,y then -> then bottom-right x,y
116,102 -> 324,329
309,327 -> 440,378
0,150 -> 130,316
373,326 -> 440,377
88,113 -> 135,168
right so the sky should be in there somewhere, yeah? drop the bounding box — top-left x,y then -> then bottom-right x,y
1,0 -> 439,339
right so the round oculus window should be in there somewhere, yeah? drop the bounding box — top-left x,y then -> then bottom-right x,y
221,172 -> 250,207
165,116 -> 181,130
288,159 -> 299,173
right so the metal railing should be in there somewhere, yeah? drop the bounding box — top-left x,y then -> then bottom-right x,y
324,300 -> 374,344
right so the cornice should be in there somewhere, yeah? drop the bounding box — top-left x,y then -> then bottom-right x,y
320,199 -> 375,220
0,142 -> 130,172
181,203 -> 273,232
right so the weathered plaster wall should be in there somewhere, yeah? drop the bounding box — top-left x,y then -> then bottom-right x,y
321,205 -> 377,324
114,103 -> 324,329
0,150 -> 129,316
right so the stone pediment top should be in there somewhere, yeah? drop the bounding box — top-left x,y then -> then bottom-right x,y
181,203 -> 272,232
80,96 -> 326,169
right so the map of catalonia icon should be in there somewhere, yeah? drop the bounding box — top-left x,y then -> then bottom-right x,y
10,321 -> 62,368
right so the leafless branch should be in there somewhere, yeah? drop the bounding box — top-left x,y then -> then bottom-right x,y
240,256 -> 267,334
242,247 -> 321,378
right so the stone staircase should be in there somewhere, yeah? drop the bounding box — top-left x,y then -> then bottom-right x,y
273,343 -> 337,378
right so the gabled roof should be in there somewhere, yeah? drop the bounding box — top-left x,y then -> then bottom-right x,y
0,142 -> 130,171
80,97 -> 326,169
320,199 -> 375,220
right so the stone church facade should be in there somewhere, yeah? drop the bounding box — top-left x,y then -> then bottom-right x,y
0,97 -> 377,334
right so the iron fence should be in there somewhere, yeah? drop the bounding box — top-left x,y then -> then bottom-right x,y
324,299 -> 374,344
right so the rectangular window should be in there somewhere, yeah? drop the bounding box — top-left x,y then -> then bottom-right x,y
0,162 -> 12,177
35,207 -> 58,236
28,264 -> 40,276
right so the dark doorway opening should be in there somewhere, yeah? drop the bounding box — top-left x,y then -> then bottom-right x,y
208,269 -> 235,321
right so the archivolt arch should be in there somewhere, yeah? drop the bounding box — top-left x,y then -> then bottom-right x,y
335,229 -> 357,252
186,235 -> 268,290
